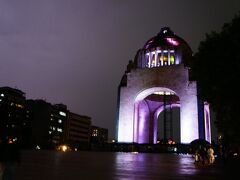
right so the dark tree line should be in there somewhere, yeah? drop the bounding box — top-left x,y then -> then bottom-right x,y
193,12 -> 240,145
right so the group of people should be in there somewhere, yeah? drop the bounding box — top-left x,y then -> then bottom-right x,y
194,144 -> 215,165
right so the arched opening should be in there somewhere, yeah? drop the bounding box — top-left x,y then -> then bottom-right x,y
134,87 -> 180,144
157,107 -> 180,144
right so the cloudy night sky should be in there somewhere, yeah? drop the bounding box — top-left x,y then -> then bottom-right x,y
0,0 -> 240,139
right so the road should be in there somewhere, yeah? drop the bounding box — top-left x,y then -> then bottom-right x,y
6,150 -> 236,180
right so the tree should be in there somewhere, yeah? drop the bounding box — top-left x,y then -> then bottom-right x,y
193,12 -> 240,145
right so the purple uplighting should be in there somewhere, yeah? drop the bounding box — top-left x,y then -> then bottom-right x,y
132,87 -> 181,144
166,38 -> 179,46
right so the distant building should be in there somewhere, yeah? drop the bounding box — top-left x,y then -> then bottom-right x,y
65,112 -> 91,149
0,87 -> 26,144
90,125 -> 108,144
50,104 -> 68,145
26,100 -> 68,149
25,100 -> 51,148
0,86 -> 93,150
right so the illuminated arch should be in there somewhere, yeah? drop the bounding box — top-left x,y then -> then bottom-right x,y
133,87 -> 180,144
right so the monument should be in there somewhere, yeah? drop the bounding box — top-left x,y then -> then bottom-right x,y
116,27 -> 211,144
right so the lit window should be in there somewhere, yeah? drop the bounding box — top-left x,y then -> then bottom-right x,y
154,92 -> 164,95
159,55 -> 163,64
153,91 -> 175,95
57,128 -> 62,132
170,54 -> 175,64
59,111 -> 66,117
49,131 -> 52,134
163,53 -> 168,65
58,119 -> 62,123
146,50 -> 176,68
151,54 -> 155,67
0,94 -> 4,97
16,104 -> 24,108
52,127 -> 56,131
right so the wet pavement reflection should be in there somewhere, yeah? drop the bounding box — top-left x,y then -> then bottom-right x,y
12,150 -> 225,180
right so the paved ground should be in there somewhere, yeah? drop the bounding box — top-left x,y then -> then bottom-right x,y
2,150 -> 238,180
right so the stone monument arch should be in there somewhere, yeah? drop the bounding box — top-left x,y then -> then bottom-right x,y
116,27 -> 211,144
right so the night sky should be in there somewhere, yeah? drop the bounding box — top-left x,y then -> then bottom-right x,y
1,0 -> 240,139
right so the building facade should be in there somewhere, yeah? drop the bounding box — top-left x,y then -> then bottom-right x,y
26,100 -> 68,149
65,112 -> 91,149
90,125 -> 108,144
0,86 -> 97,149
0,87 -> 26,145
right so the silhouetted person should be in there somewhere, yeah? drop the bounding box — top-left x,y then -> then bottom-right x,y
198,146 -> 207,165
0,141 -> 21,180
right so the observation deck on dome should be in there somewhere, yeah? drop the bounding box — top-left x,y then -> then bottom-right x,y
136,27 -> 192,68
